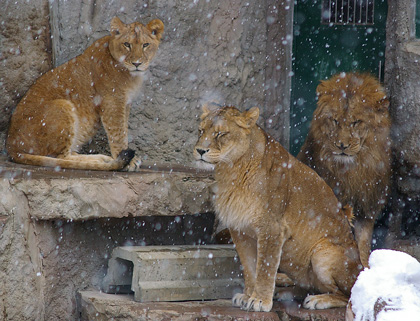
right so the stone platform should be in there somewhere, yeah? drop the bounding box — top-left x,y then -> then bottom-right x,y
78,290 -> 347,321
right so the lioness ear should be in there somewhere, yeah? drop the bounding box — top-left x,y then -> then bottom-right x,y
147,19 -> 164,41
201,102 -> 221,120
236,107 -> 260,128
110,17 -> 126,35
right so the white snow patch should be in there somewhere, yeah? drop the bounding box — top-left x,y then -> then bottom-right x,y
350,249 -> 420,321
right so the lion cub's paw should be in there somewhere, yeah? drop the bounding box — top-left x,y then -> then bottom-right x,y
303,294 -> 347,310
125,156 -> 142,171
243,294 -> 273,312
232,293 -> 249,308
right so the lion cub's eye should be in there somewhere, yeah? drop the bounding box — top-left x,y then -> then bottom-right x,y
143,43 -> 150,48
198,129 -> 204,137
124,42 -> 131,49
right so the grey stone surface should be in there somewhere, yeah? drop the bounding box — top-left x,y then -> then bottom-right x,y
78,290 -> 347,321
102,245 -> 243,302
0,0 -> 52,149
3,159 -> 213,221
0,158 -> 216,320
384,0 -> 420,238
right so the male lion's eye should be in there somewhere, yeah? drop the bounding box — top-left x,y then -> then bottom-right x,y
143,43 -> 150,48
216,132 -> 228,139
333,119 -> 339,126
351,120 -> 361,127
124,42 -> 131,48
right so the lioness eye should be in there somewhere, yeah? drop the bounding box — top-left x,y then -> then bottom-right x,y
124,42 -> 131,48
143,43 -> 150,48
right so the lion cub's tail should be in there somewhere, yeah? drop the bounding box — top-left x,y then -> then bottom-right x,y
8,149 -> 135,171
342,204 -> 355,227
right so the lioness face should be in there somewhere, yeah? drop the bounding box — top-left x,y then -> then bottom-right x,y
194,105 -> 259,169
109,17 -> 164,74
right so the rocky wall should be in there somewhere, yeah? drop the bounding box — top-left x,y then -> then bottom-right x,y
0,0 -> 52,149
384,0 -> 420,239
0,161 -> 214,320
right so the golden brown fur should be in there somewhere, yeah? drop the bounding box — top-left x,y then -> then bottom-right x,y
6,17 -> 164,171
194,103 -> 361,312
298,72 -> 391,267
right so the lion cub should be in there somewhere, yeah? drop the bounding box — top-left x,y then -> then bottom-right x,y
194,103 -> 362,312
6,17 -> 164,171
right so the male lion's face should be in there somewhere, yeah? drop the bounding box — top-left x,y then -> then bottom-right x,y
109,17 -> 164,74
193,104 -> 259,169
316,99 -> 369,164
313,73 -> 389,165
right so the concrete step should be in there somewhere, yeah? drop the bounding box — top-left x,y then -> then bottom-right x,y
78,290 -> 347,321
102,245 -> 244,302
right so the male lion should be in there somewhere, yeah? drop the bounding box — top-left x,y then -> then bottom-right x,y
194,103 -> 361,312
6,17 -> 164,171
298,72 -> 391,267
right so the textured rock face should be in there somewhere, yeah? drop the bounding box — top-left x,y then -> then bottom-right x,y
0,0 -> 52,148
0,160 -> 214,320
384,0 -> 420,239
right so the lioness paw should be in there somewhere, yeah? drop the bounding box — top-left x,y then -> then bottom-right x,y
232,293 -> 248,308
243,295 -> 273,312
303,294 -> 347,310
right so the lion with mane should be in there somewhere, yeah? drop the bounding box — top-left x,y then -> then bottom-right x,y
298,72 -> 391,267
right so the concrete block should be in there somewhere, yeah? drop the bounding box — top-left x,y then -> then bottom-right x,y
102,245 -> 244,302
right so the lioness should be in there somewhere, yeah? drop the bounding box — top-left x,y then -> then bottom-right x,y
6,17 -> 164,171
194,103 -> 361,312
298,72 -> 391,267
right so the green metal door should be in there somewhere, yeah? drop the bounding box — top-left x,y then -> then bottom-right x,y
290,0 -> 388,155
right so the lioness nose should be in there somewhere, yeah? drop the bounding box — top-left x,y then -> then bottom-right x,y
133,62 -> 142,68
196,148 -> 208,156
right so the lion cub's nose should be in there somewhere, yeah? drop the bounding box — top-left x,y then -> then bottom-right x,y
132,62 -> 142,68
196,148 -> 208,156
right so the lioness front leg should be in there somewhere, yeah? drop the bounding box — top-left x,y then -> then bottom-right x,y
244,225 -> 286,312
229,229 -> 257,309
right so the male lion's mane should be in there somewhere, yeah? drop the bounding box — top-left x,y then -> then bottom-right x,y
298,72 -> 391,266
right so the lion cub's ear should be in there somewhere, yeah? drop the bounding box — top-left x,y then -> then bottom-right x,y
147,19 -> 164,41
110,17 -> 126,35
236,107 -> 260,128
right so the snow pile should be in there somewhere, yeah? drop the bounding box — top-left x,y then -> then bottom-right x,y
350,250 -> 420,321
350,249 -> 420,321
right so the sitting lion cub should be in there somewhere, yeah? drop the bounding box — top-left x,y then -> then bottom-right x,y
6,17 -> 164,171
194,103 -> 361,312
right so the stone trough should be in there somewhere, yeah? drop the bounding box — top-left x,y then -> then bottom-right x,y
102,245 -> 243,302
